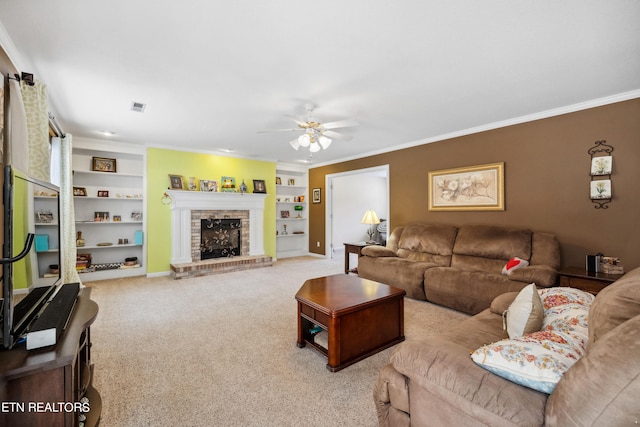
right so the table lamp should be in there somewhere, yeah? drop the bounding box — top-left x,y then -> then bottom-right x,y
361,209 -> 380,243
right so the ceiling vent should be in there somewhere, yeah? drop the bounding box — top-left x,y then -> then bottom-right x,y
131,101 -> 146,113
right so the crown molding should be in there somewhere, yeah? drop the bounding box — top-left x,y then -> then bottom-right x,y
311,89 -> 640,168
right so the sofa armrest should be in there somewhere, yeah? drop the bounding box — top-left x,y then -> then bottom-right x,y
373,364 -> 411,427
489,292 -> 518,315
508,265 -> 558,287
390,339 -> 547,425
361,245 -> 397,258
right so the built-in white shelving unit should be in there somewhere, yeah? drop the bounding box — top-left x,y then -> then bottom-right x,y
275,163 -> 308,259
33,194 -> 61,285
72,139 -> 146,280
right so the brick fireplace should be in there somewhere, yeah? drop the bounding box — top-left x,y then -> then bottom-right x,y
167,191 -> 272,279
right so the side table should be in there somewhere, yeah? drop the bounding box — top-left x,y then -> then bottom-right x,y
558,266 -> 624,295
344,242 -> 377,274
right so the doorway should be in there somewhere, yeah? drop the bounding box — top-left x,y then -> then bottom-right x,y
325,165 -> 389,259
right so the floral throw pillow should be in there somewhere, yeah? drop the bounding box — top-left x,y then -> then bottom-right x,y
471,287 -> 593,394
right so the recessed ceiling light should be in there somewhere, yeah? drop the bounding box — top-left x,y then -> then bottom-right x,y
131,101 -> 146,113
98,130 -> 116,136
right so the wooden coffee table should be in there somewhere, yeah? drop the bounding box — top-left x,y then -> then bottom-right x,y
295,274 -> 405,372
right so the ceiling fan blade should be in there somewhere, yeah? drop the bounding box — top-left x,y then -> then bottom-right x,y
257,128 -> 300,133
322,130 -> 353,141
320,119 -> 359,130
284,115 -> 307,126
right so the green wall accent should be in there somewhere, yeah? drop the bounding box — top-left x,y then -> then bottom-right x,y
12,173 -> 33,290
146,148 -> 276,274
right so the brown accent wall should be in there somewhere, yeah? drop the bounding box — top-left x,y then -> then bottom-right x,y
309,98 -> 640,271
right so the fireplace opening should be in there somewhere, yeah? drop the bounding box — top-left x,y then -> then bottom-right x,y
200,218 -> 241,260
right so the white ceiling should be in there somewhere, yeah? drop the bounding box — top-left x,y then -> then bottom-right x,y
1,1 -> 639,166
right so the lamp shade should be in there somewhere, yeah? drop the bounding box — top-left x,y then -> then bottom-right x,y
318,136 -> 332,149
298,133 -> 311,147
361,209 -> 380,225
289,138 -> 300,150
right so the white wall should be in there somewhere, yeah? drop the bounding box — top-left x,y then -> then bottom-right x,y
329,173 -> 388,255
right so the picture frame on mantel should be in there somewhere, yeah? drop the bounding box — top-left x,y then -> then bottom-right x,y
253,179 -> 266,193
428,162 -> 504,211
168,174 -> 184,190
199,180 -> 218,192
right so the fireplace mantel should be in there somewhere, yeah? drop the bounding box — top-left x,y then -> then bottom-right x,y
167,190 -> 268,264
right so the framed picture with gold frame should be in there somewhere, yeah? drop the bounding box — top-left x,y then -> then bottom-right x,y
428,162 -> 504,211
168,174 -> 184,190
92,157 -> 117,173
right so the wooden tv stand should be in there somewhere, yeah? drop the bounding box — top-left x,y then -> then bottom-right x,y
0,287 -> 101,427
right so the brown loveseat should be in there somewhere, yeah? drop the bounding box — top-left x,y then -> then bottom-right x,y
373,266 -> 640,426
358,224 -> 560,314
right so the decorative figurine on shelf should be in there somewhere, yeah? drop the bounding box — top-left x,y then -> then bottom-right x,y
76,231 -> 85,247
282,224 -> 288,235
239,179 -> 248,194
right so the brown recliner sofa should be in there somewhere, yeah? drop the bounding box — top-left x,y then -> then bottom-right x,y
358,224 -> 560,314
373,267 -> 640,426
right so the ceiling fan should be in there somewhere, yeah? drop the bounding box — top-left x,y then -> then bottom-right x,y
259,104 -> 359,152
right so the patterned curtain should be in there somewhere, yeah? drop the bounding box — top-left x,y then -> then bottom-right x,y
54,135 -> 81,284
20,80 -> 50,182
8,79 -> 28,171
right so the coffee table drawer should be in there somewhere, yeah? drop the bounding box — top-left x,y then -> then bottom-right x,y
300,304 -> 329,327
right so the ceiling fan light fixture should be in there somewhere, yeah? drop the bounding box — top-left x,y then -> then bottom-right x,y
263,104 -> 359,153
298,133 -> 311,147
318,136 -> 332,149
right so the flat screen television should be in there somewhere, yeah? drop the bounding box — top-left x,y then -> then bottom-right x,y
1,165 -> 62,349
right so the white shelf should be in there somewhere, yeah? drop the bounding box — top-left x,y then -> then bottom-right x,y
76,266 -> 144,281
35,248 -> 59,253
76,244 -> 142,250
71,140 -> 146,279
76,221 -> 144,225
73,196 -> 144,202
275,185 -> 306,196
73,170 -> 143,178
275,163 -> 309,258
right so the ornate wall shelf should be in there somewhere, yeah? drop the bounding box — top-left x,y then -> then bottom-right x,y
588,140 -> 614,209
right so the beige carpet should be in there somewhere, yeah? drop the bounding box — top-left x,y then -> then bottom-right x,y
87,256 -> 468,427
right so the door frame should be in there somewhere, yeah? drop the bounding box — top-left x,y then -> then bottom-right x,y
324,165 -> 390,258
